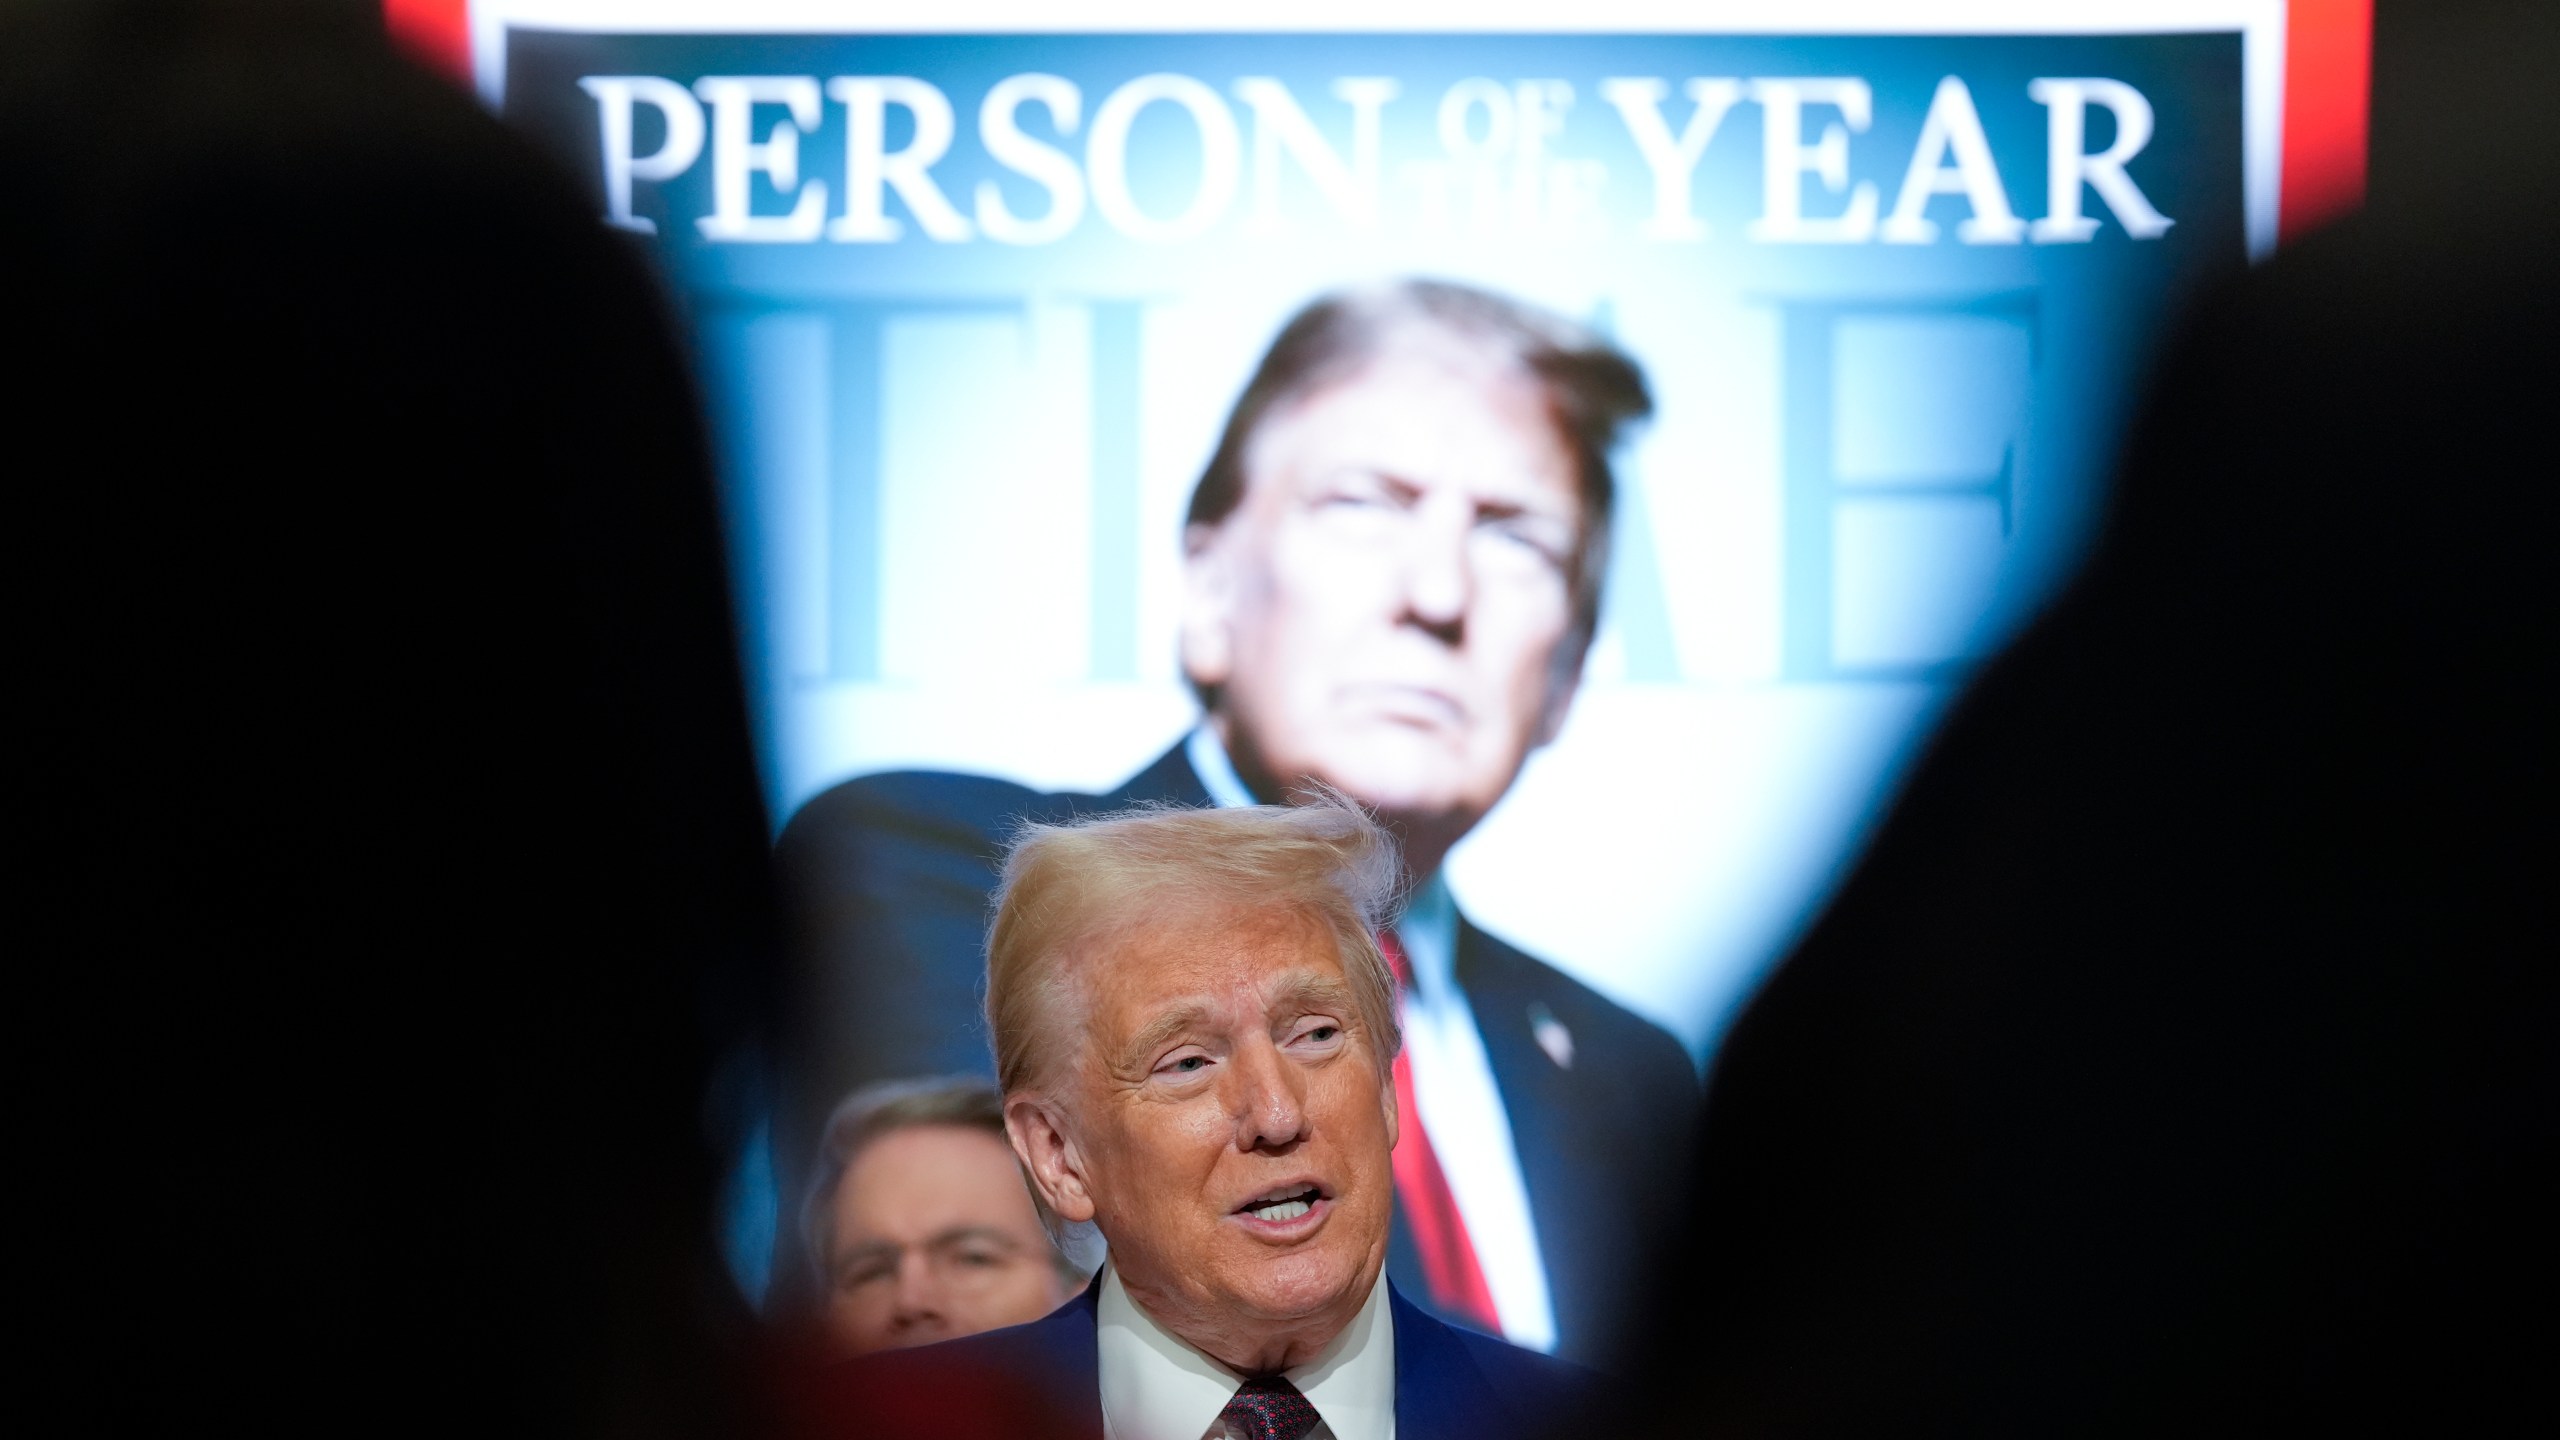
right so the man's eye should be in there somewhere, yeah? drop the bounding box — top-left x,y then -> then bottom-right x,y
1164,1055 -> 1209,1073
1307,1025 -> 1339,1042
1312,469 -> 1403,511
1481,519 -> 1570,567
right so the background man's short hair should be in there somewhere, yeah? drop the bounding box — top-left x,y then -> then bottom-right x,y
983,794 -> 1405,1107
799,1074 -> 1086,1289
1184,277 -> 1655,674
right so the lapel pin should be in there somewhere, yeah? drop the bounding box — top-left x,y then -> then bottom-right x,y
1527,1002 -> 1574,1069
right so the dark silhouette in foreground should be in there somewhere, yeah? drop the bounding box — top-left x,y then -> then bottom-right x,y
1626,8 -> 2556,1431
11,4 -> 774,1433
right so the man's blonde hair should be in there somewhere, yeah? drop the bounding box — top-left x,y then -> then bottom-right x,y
985,794 -> 1404,1101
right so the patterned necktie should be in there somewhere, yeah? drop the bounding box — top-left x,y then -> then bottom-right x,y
1377,929 -> 1504,1334
1218,1374 -> 1322,1440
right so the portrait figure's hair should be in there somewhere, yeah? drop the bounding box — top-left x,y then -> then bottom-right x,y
1183,277 -> 1655,679
983,794 -> 1405,1106
798,1074 -> 1084,1289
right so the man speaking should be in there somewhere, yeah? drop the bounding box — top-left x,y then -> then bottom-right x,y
779,279 -> 1696,1362
817,801 -> 1595,1440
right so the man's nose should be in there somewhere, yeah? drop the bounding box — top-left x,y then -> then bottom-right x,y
1229,1037 -> 1311,1152
890,1251 -> 945,1328
1397,500 -> 1473,641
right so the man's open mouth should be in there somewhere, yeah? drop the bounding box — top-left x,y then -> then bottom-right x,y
1236,1184 -> 1326,1223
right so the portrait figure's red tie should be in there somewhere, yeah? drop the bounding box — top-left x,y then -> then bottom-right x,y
1377,929 -> 1503,1334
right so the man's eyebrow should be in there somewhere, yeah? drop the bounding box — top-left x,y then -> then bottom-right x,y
1303,463 -> 1418,499
830,1239 -> 898,1276
1113,975 -> 1363,1074
1115,1002 -> 1217,1075
927,1226 -> 1029,1253
1269,972 -> 1361,1022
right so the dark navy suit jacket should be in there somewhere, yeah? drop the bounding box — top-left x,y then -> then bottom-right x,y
834,1281 -> 1599,1440
775,744 -> 1699,1363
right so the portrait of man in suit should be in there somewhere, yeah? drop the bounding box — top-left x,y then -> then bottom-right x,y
779,277 -> 1697,1363
827,800 -> 1596,1440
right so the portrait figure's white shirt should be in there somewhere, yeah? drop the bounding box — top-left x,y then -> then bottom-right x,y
1096,1264 -> 1396,1440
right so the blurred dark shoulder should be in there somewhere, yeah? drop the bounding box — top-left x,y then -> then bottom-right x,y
1622,7 -> 2560,1432
774,745 -> 1204,912
777,1297 -> 1102,1440
10,2 -> 771,1431
779,768 -> 1072,874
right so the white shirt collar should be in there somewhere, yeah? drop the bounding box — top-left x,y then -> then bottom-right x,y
1183,726 -> 1460,1004
1184,724 -> 1260,811
1392,871 -> 1459,1006
1096,1264 -> 1396,1440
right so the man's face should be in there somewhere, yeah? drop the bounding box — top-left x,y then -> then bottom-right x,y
821,1124 -> 1070,1355
1184,333 -> 1586,830
1021,902 -> 1397,1359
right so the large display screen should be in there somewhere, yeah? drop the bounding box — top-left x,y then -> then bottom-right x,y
437,0 -> 2361,1356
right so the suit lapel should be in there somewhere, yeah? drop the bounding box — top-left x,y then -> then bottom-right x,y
1450,918 -> 1587,1352
1389,1283 -> 1511,1440
1097,741 -> 1215,810
1022,1284 -> 1108,1440
1049,1279 -> 1509,1440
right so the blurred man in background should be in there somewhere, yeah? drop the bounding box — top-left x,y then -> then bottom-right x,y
804,1077 -> 1085,1355
781,280 -> 1695,1363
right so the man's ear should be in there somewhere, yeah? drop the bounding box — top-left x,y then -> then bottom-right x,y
1006,1093 -> 1097,1225
1178,521 -> 1236,693
1379,1059 -> 1401,1153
